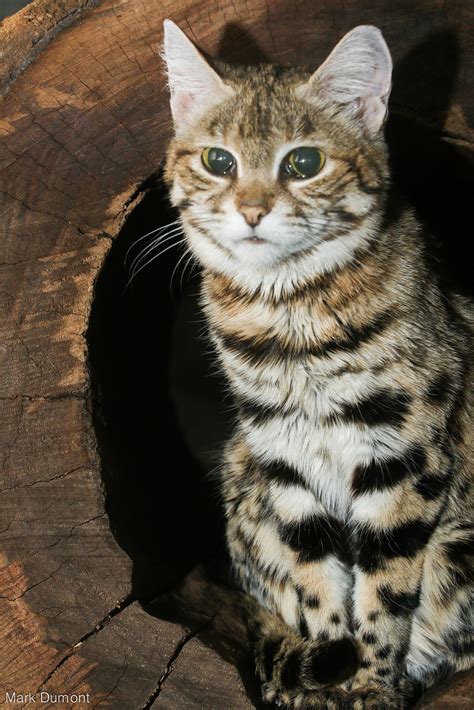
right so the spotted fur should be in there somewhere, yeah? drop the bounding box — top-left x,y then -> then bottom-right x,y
163,21 -> 473,708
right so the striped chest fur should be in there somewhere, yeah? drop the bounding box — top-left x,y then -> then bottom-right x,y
202,258 -> 452,522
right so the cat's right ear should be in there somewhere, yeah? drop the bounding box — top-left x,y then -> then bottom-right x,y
162,20 -> 233,131
298,25 -> 392,137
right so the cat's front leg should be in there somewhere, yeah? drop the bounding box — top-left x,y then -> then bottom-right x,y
343,470 -> 443,707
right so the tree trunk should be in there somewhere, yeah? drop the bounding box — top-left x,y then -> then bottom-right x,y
0,1 -> 472,707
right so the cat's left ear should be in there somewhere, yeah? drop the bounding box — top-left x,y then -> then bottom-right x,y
162,20 -> 234,131
298,25 -> 392,136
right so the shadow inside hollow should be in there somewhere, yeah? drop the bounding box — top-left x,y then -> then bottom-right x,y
87,172 -> 263,705
387,29 -> 472,297
87,174 -> 232,604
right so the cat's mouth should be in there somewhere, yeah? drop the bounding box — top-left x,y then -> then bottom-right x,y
242,236 -> 267,245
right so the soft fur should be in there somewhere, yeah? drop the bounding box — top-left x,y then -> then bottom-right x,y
162,20 -> 473,709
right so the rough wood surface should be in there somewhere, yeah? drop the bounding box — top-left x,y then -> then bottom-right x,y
0,1 -> 472,708
0,0 -> 100,96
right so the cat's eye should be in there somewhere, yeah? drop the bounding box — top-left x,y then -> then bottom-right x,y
201,147 -> 236,176
282,147 -> 325,180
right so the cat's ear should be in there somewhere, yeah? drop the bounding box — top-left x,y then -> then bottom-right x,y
162,20 -> 233,130
298,25 -> 392,136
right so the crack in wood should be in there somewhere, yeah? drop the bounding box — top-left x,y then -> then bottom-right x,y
140,617 -> 214,709
92,663 -> 128,709
0,393 -> 85,402
1,560 -> 67,602
0,465 -> 88,493
31,593 -> 136,697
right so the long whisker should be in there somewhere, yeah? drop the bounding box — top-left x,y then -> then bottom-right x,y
187,256 -> 201,284
130,233 -> 183,282
126,238 -> 185,288
169,246 -> 191,296
124,219 -> 180,266
180,252 -> 195,292
128,226 -> 183,276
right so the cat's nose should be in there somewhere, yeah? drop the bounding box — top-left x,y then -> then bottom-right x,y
238,200 -> 271,226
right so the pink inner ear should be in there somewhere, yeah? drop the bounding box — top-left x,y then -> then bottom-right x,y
172,90 -> 197,122
363,95 -> 386,134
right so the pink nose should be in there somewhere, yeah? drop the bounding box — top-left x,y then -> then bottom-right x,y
238,201 -> 270,226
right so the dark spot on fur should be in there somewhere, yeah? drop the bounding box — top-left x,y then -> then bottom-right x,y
329,207 -> 361,224
425,373 -> 452,404
333,389 -> 411,429
352,446 -> 426,496
362,632 -> 377,645
299,613 -> 309,639
176,197 -> 191,210
309,638 -> 358,684
262,637 -> 284,681
305,594 -> 320,609
347,158 -> 384,194
355,519 -> 433,572
443,532 -> 474,586
378,585 -> 421,616
218,311 -> 393,362
175,148 -> 194,160
375,645 -> 392,660
300,113 -> 316,134
237,397 -> 290,426
395,648 -> 408,664
443,532 -> 474,567
444,636 -> 474,656
295,585 -> 305,603
330,613 -> 341,625
414,470 -> 449,500
260,459 -> 306,488
279,514 -> 352,564
321,311 -> 393,358
280,650 -> 301,689
367,611 -> 379,622
218,329 -> 287,364
376,666 -> 392,677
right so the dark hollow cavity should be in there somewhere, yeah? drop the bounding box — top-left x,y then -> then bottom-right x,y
87,173 -> 233,606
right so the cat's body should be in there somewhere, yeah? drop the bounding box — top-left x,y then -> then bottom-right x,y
162,21 -> 473,708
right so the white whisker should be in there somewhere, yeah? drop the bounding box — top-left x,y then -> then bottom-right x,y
128,226 -> 184,276
126,237 -> 185,288
170,247 -> 190,295
124,219 -> 181,266
180,251 -> 196,292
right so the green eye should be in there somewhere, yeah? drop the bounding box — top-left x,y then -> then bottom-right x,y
201,147 -> 236,176
283,147 -> 325,179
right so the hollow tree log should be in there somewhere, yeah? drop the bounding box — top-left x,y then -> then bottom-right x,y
0,1 -> 473,707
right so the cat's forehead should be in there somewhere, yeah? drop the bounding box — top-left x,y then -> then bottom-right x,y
199,67 -> 312,148
194,64 -> 348,166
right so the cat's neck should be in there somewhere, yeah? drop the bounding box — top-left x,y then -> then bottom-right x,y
201,206 -> 426,358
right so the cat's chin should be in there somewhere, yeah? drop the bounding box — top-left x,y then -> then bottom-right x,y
231,240 -> 290,269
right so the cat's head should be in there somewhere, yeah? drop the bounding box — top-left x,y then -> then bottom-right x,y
163,21 -> 392,294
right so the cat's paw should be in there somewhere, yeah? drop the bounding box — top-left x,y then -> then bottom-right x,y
259,636 -> 358,706
340,686 -> 402,709
264,686 -> 345,708
263,685 -> 404,709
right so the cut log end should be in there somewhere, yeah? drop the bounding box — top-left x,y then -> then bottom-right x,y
0,0 -> 472,707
